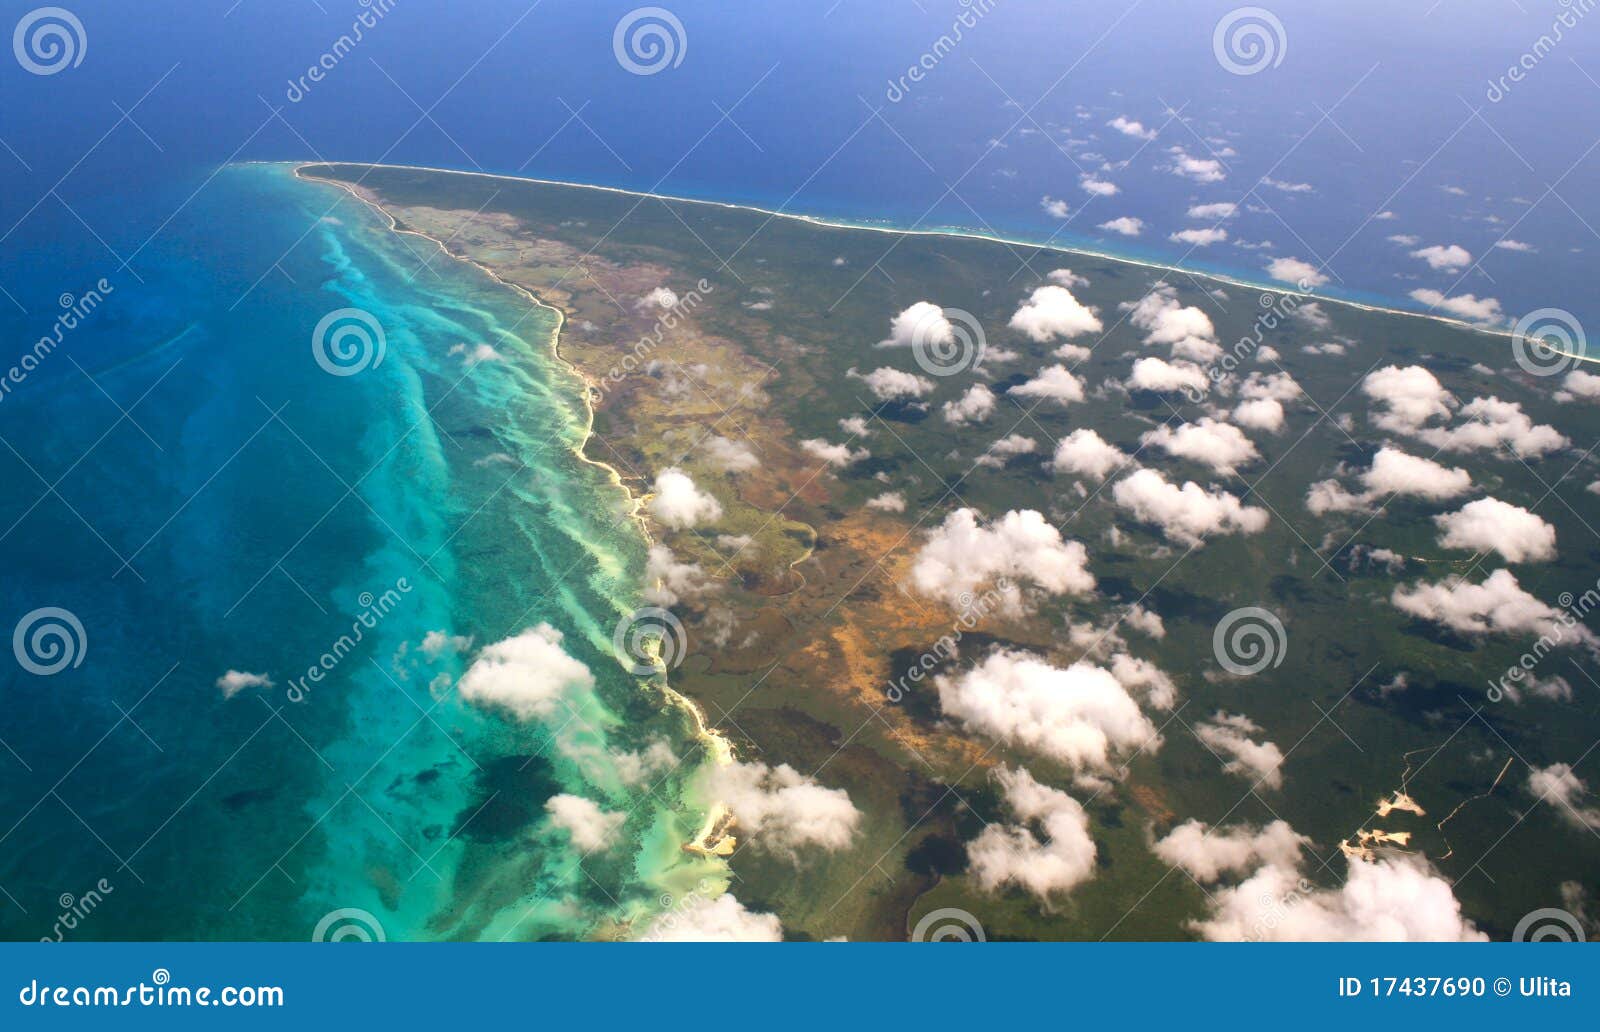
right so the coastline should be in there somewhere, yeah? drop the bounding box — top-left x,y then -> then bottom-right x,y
281,159 -> 1595,938
288,162 -> 737,862
268,159 -> 1533,345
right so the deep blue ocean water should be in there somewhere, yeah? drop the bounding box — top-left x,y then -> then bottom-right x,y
0,160 -> 723,939
0,0 -> 1597,939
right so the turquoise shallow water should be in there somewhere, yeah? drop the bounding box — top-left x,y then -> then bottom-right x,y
0,163 -> 722,940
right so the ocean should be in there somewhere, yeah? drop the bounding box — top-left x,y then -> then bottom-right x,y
0,161 -> 723,940
0,0 -> 1596,939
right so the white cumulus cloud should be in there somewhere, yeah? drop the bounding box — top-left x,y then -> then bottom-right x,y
1409,289 -> 1504,326
1434,497 -> 1556,562
942,383 -> 997,425
1362,365 -> 1454,432
1409,244 -> 1472,272
1080,175 -> 1119,197
853,366 -> 935,402
1154,819 -> 1308,883
1527,763 -> 1600,831
1391,569 -> 1595,644
1171,227 -> 1228,247
639,893 -> 782,942
700,760 -> 862,858
1127,357 -> 1208,396
1008,364 -> 1087,405
1265,257 -> 1328,287
1141,418 -> 1260,475
1107,115 -> 1156,140
1112,469 -> 1268,546
969,766 -> 1098,900
1170,148 -> 1226,183
458,624 -> 595,722
216,670 -> 272,700
545,794 -> 626,851
1232,398 -> 1285,432
800,438 -> 870,468
1009,285 -> 1103,342
1195,712 -> 1286,789
1192,856 -> 1485,942
910,508 -> 1095,614
704,435 -> 760,473
650,468 -> 723,528
936,650 -> 1159,771
879,301 -> 951,349
1049,428 -> 1128,480
1305,447 -> 1472,515
1414,396 -> 1567,457
1099,216 -> 1145,237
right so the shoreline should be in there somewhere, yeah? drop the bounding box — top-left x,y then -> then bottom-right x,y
288,163 -> 737,864
269,159 -> 1535,344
